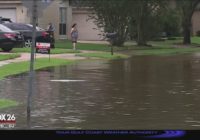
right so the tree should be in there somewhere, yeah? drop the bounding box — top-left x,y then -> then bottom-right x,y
129,0 -> 168,46
160,9 -> 181,37
176,0 -> 200,44
87,0 -> 131,46
86,0 -> 168,46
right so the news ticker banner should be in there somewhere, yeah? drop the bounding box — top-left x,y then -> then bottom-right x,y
55,130 -> 199,139
0,113 -> 199,139
0,130 -> 200,139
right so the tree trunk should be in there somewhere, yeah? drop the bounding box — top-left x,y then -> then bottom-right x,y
137,3 -> 147,46
137,20 -> 147,46
183,26 -> 191,44
182,17 -> 191,45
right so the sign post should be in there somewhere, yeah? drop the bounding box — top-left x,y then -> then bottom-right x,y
106,32 -> 117,55
27,0 -> 37,128
23,0 -> 53,129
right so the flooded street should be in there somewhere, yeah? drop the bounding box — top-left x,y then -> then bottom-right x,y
1,54 -> 200,129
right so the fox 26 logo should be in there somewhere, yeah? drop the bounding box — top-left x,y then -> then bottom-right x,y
0,114 -> 16,128
0,114 -> 15,122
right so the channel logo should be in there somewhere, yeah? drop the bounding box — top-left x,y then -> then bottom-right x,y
0,114 -> 16,128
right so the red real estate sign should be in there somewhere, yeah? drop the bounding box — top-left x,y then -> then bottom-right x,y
36,42 -> 50,54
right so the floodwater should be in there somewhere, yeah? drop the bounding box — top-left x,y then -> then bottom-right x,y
1,54 -> 200,129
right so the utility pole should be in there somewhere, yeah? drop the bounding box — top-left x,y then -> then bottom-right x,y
27,0 -> 37,128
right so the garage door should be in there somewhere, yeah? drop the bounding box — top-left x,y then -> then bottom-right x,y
72,13 -> 103,41
0,8 -> 16,22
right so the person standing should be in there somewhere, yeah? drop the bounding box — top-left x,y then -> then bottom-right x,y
47,22 -> 55,32
70,23 -> 78,50
46,22 -> 55,48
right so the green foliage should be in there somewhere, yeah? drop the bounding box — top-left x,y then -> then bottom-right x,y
87,0 -> 131,46
160,10 -> 181,37
196,30 -> 200,36
175,0 -> 200,44
129,0 -> 168,45
0,99 -> 18,109
86,0 -> 169,46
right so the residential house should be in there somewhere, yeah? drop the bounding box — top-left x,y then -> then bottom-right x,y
0,0 -> 200,40
0,0 -> 102,40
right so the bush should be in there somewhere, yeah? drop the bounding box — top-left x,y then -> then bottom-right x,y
152,38 -> 166,41
196,31 -> 200,36
167,37 -> 177,40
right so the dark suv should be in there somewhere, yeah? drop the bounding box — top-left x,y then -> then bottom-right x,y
2,23 -> 55,48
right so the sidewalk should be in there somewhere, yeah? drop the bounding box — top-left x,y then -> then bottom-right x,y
0,52 -> 86,67
78,40 -> 109,44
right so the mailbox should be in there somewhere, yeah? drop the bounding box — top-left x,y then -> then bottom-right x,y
105,32 -> 117,55
106,32 -> 117,40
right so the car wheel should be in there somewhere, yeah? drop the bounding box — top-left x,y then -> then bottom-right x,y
24,39 -> 32,48
1,47 -> 13,52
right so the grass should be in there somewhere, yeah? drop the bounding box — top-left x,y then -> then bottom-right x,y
0,58 -> 75,79
77,52 -> 129,59
11,40 -> 127,54
131,47 -> 200,56
0,99 -> 18,109
123,37 -> 200,56
12,48 -> 81,54
55,40 -> 110,51
191,36 -> 200,44
2,36 -> 200,61
0,54 -> 20,61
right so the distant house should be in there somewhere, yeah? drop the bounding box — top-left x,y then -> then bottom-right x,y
0,0 -> 102,40
192,10 -> 200,35
0,0 -> 200,40
168,0 -> 200,36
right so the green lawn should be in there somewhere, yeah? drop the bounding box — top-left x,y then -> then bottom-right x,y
0,54 -> 20,61
3,37 -> 200,58
131,47 -> 200,56
191,36 -> 200,44
55,40 -> 110,51
12,48 -> 80,54
11,40 -> 126,53
77,52 -> 129,59
0,58 -> 75,79
0,99 -> 18,109
123,37 -> 200,56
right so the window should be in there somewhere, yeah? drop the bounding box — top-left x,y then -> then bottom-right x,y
59,7 -> 67,35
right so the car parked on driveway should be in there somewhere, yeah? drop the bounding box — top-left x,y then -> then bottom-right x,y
0,17 -> 12,24
2,23 -> 55,48
0,24 -> 24,52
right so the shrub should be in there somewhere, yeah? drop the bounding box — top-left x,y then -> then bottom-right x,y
196,30 -> 200,36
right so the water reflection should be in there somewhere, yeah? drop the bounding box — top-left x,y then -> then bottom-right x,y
1,55 -> 200,129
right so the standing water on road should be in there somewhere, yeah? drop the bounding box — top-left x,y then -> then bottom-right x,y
1,54 -> 200,129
